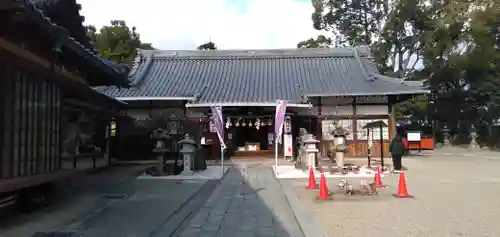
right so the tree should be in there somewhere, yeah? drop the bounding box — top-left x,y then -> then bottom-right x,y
297,35 -> 332,48
303,0 -> 500,145
311,0 -> 388,46
85,20 -> 154,66
197,41 -> 217,50
307,0 -> 432,77
463,1 -> 500,143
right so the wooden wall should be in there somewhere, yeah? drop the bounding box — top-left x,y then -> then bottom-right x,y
316,96 -> 394,157
183,96 -> 396,159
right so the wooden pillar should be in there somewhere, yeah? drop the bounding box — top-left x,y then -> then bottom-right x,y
352,97 -> 358,156
388,98 -> 396,140
316,98 -> 324,156
0,64 -> 5,178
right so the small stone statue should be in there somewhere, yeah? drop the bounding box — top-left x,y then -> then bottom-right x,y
469,125 -> 479,149
337,180 -> 353,195
360,180 -> 377,195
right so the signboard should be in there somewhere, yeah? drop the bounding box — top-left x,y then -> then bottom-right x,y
407,131 -> 421,142
268,133 -> 274,146
284,134 -> 293,157
367,130 -> 373,148
284,116 -> 292,133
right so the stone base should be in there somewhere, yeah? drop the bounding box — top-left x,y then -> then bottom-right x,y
138,166 -> 229,180
180,170 -> 194,176
469,140 -> 480,149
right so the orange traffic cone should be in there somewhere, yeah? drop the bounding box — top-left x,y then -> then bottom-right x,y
373,167 -> 387,188
317,171 -> 332,200
306,167 -> 317,189
392,170 -> 414,198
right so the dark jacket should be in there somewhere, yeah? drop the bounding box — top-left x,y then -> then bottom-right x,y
389,136 -> 406,155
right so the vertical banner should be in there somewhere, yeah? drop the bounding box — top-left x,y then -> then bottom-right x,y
274,100 -> 288,171
210,106 -> 226,149
274,100 -> 288,143
210,106 -> 226,175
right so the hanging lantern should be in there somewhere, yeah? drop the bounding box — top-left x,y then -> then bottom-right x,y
235,118 -> 241,127
225,118 -> 232,129
255,118 -> 261,130
242,120 -> 247,127
267,119 -> 273,126
248,120 -> 253,127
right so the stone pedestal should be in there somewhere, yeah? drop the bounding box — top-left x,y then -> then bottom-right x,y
303,134 -> 319,168
335,144 -> 348,167
151,128 -> 170,175
442,127 -> 451,146
178,134 -> 198,176
469,125 -> 479,149
181,154 -> 193,175
152,142 -> 167,175
469,135 -> 479,149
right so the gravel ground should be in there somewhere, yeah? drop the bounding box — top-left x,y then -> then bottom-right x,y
281,149 -> 500,237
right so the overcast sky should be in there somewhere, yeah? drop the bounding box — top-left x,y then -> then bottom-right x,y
78,0 -> 328,50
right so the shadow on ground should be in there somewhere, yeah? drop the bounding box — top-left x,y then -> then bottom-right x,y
0,162 -> 305,237
175,163 -> 303,237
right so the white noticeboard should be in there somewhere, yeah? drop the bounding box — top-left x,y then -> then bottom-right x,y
407,132 -> 421,142
284,134 -> 293,157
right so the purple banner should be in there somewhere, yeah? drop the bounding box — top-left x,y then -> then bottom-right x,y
274,100 -> 288,143
210,106 -> 226,149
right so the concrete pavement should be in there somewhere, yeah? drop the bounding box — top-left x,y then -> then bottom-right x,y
1,161 -> 311,237
0,166 -> 217,237
179,163 -> 304,237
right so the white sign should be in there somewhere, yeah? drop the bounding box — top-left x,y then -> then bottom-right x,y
407,131 -> 421,142
268,133 -> 274,146
284,134 -> 293,157
367,130 -> 373,148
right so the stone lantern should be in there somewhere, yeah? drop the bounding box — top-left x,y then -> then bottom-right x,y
178,134 -> 198,175
295,128 -> 309,169
441,126 -> 451,146
303,134 -> 320,169
151,128 -> 170,175
331,126 -> 349,167
469,125 -> 479,149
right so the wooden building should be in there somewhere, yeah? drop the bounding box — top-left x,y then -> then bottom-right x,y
96,47 -> 428,160
0,0 -> 128,197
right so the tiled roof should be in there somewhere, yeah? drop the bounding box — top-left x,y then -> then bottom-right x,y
20,0 -> 129,87
95,47 -> 428,105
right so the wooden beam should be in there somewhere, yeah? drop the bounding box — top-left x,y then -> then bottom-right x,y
0,38 -> 87,85
0,170 -> 84,193
352,97 -> 358,155
0,2 -> 22,11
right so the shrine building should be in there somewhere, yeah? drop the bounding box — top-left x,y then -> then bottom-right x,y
96,47 -> 428,161
1,0 -> 128,195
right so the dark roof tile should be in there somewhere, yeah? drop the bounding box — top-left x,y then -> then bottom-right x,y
22,0 -> 129,87
96,48 -> 428,104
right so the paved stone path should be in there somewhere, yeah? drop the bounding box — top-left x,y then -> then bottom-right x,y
179,163 -> 304,237
73,179 -> 212,237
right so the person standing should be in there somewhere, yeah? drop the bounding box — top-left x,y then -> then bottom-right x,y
389,134 -> 406,172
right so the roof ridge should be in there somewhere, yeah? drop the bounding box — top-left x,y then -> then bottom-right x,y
129,51 -> 154,86
140,47 -> 370,59
354,47 -> 375,82
151,55 -> 357,60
